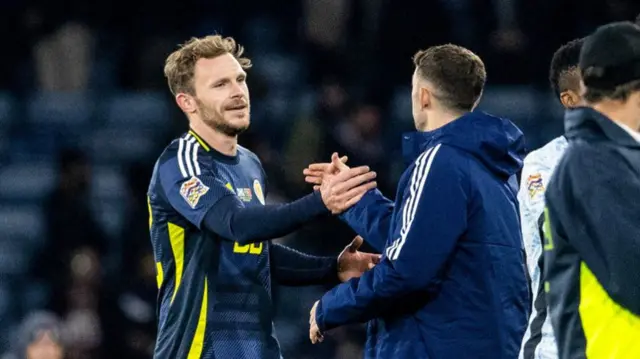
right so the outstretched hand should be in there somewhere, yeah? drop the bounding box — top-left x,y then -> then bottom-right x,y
310,153 -> 376,214
337,235 -> 381,282
309,235 -> 380,344
303,154 -> 349,190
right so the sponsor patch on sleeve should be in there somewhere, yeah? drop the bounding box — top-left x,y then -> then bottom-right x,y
180,176 -> 210,209
527,173 -> 545,200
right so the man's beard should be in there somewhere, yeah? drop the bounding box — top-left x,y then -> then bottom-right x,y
198,101 -> 249,137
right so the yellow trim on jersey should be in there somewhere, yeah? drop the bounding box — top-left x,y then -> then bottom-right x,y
189,130 -> 211,152
579,262 -> 640,358
543,207 -> 554,251
147,196 -> 153,229
168,222 -> 185,303
188,277 -> 208,359
225,182 -> 233,191
156,262 -> 164,289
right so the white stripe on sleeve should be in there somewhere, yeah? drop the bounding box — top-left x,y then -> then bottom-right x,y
184,136 -> 196,177
192,142 -> 201,175
389,143 -> 442,260
177,139 -> 187,178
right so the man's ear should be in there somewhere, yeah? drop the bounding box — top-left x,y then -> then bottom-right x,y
176,93 -> 197,114
560,90 -> 580,109
420,87 -> 432,110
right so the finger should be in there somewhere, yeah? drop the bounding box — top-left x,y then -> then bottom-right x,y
303,169 -> 326,177
307,163 -> 331,171
340,156 -> 348,164
343,182 -> 377,208
332,154 -> 349,172
333,165 -> 370,184
347,235 -> 363,253
304,176 -> 323,185
334,171 -> 377,194
363,253 -> 381,265
339,183 -> 377,205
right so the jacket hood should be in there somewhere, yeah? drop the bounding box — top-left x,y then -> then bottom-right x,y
403,111 -> 525,178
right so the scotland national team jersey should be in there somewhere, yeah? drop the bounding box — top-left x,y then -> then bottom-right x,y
517,135 -> 568,359
147,130 -> 281,359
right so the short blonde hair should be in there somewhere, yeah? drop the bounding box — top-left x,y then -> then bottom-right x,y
164,35 -> 252,95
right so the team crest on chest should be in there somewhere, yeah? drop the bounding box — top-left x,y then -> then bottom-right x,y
180,176 -> 210,209
253,179 -> 265,205
527,173 -> 545,200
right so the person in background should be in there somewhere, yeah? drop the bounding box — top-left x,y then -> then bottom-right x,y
14,311 -> 65,359
517,37 -> 585,359
544,21 -> 640,359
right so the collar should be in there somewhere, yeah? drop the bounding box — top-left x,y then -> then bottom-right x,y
616,122 -> 640,143
565,107 -> 640,148
188,129 -> 240,165
401,131 -> 437,165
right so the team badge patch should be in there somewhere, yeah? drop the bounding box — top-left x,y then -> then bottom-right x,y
527,173 -> 545,199
180,176 -> 210,209
253,179 -> 265,205
236,188 -> 253,202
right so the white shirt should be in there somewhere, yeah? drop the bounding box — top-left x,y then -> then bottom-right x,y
517,136 -> 568,359
617,122 -> 640,143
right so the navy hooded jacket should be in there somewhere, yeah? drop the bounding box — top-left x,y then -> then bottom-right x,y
315,111 -> 530,359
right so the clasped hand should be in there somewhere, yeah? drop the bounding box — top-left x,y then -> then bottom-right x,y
304,153 -> 376,214
309,235 -> 381,344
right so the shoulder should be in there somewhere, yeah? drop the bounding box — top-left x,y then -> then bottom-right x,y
519,136 -> 568,199
409,144 -> 468,183
159,133 -> 210,179
523,136 -> 568,170
238,145 -> 262,165
423,143 -> 471,172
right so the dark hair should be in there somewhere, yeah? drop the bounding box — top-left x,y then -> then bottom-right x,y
413,44 -> 486,112
549,38 -> 584,100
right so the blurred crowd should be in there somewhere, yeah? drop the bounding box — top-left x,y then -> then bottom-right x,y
0,0 -> 639,358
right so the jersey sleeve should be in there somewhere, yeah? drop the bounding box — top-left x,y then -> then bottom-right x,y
158,143 -> 235,228
316,144 -> 469,330
339,189 -> 394,252
517,152 -> 553,284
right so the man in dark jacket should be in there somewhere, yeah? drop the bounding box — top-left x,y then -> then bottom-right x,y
308,44 -> 530,359
543,21 -> 640,359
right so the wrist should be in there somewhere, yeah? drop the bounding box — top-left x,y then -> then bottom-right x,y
310,189 -> 330,214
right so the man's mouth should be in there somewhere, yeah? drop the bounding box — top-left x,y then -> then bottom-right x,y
227,104 -> 247,111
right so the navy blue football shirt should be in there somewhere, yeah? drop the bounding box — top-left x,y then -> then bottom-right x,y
148,130 -> 338,359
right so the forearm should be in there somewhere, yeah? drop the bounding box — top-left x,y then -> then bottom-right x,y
202,191 -> 328,244
270,243 -> 338,286
315,262 -> 429,331
339,189 -> 394,252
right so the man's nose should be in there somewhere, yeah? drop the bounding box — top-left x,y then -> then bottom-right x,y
230,81 -> 245,97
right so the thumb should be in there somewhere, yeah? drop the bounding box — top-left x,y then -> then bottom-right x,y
332,153 -> 348,171
347,235 -> 363,253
